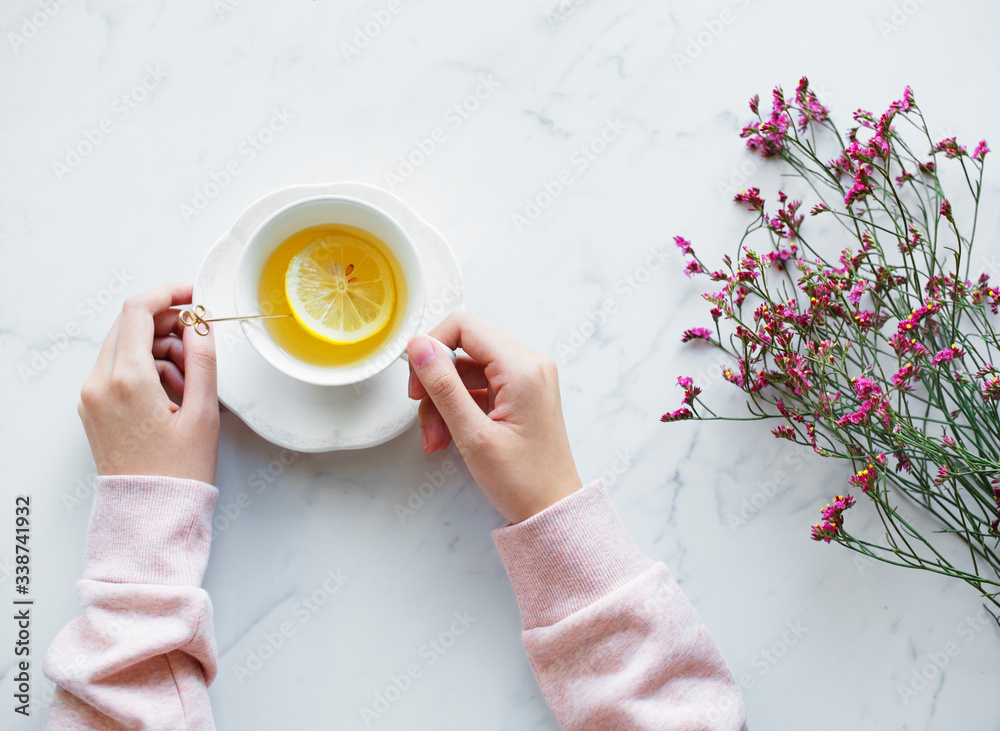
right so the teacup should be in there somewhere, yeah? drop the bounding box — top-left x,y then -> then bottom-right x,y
234,195 -> 429,386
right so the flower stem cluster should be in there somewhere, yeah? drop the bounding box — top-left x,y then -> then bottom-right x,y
670,79 -> 1000,607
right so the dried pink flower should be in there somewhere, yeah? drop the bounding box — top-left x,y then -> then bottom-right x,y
811,521 -> 840,543
681,328 -> 712,343
685,260 -> 704,277
734,188 -> 765,212
891,364 -> 921,390
660,408 -> 692,423
849,462 -> 879,492
933,137 -> 967,158
940,199 -> 954,223
772,425 -> 796,440
982,377 -> 1000,402
821,494 -> 856,523
931,345 -> 966,366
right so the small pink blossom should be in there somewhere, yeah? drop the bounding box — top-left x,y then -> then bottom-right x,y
774,352 -> 813,394
849,462 -> 879,492
811,521 -> 840,543
852,310 -> 881,332
888,335 -> 929,360
897,301 -> 940,335
933,137 -> 967,158
685,260 -> 704,277
894,450 -> 912,474
734,188 -> 765,212
982,376 -> 1000,402
853,108 -> 876,129
891,363 -> 920,390
660,408 -> 692,423
777,400 -> 805,423
940,199 -> 954,223
837,399 -> 875,426
975,364 -> 997,379
931,345 -> 965,366
900,224 -> 924,254
740,88 -> 792,157
972,140 -> 990,161
889,86 -> 915,113
772,425 -> 796,440
794,77 -> 830,129
821,494 -> 856,524
845,181 -> 871,207
847,280 -> 867,306
850,375 -> 881,399
681,328 -> 712,343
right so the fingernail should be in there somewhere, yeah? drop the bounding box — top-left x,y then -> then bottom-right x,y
420,427 -> 429,451
409,335 -> 437,368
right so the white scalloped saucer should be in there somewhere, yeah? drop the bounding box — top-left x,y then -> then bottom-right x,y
193,183 -> 465,452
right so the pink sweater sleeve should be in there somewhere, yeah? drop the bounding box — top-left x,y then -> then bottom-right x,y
44,475 -> 219,730
492,480 -> 747,730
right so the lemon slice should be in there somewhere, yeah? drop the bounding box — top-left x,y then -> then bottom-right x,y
285,233 -> 396,344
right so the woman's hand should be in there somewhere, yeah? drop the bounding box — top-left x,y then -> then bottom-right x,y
78,283 -> 220,485
407,311 -> 582,524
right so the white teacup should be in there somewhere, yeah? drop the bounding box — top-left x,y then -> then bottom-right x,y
234,196 -> 429,386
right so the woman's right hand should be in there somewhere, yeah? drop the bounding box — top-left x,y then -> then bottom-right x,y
406,312 -> 582,524
78,283 -> 220,484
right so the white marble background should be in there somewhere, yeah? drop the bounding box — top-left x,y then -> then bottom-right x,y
2,0 -> 999,728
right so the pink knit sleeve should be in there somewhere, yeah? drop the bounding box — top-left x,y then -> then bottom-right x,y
43,476 -> 219,730
492,480 -> 747,730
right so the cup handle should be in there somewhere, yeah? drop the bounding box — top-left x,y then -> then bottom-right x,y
397,336 -> 458,364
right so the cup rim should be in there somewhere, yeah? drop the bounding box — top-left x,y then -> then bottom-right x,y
233,195 -> 427,386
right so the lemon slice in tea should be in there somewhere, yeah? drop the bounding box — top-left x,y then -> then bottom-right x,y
285,234 -> 396,344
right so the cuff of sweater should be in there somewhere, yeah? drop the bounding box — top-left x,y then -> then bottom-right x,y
492,479 -> 654,630
82,475 -> 218,587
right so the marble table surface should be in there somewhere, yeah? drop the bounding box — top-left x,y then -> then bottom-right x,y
3,0 -> 999,728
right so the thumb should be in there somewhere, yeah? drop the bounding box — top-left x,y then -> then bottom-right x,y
180,313 -> 219,418
408,335 -> 490,444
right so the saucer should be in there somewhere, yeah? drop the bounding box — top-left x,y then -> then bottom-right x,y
193,182 -> 465,452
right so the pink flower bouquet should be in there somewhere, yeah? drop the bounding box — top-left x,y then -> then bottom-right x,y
669,78 -> 1000,609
